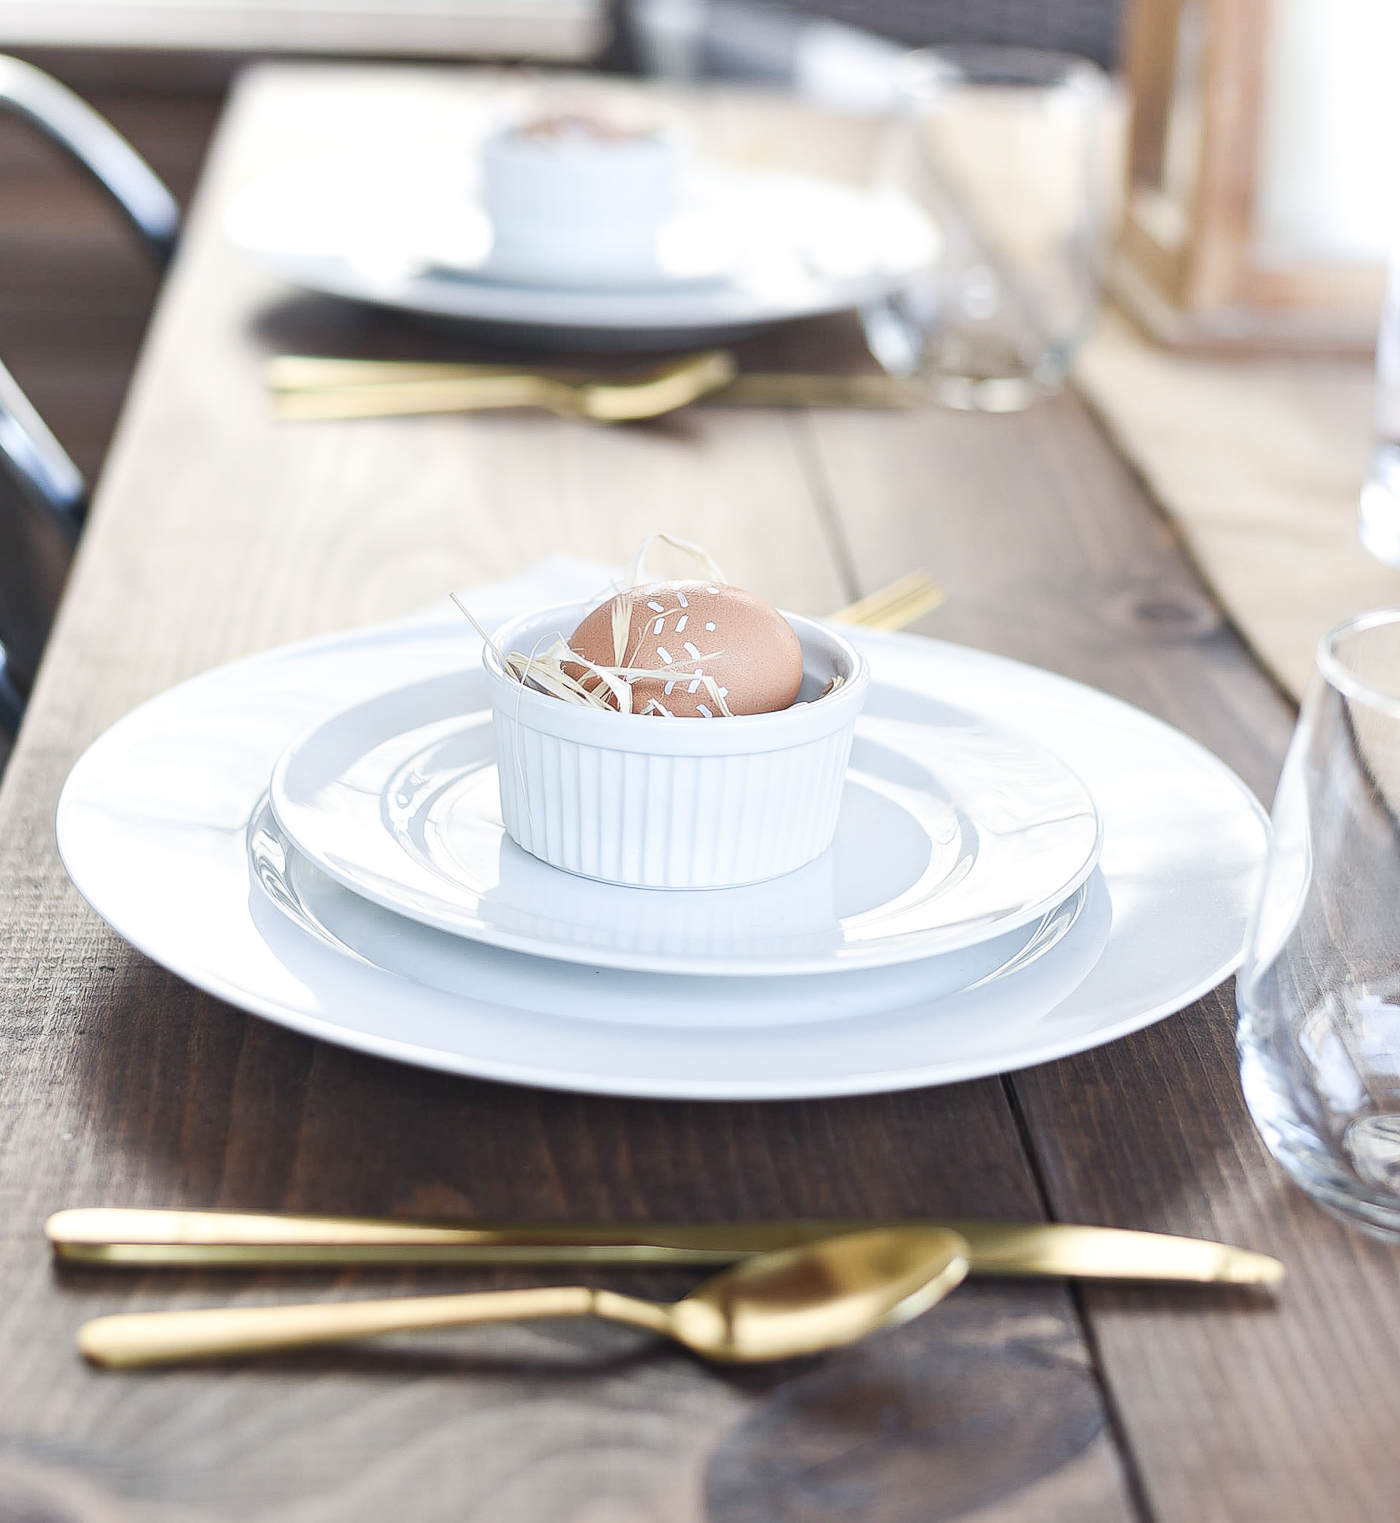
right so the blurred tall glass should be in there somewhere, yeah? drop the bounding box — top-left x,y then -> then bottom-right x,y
862,47 -> 1113,413
1238,610 -> 1400,1237
1359,247 -> 1400,567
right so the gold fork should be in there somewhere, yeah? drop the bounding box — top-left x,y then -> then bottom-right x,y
271,349 -> 737,423
267,354 -> 924,421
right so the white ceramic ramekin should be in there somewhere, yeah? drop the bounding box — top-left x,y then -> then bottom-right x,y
479,126 -> 679,288
483,600 -> 870,889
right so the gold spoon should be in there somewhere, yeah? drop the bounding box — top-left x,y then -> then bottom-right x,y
75,1225 -> 968,1369
271,349 -> 737,423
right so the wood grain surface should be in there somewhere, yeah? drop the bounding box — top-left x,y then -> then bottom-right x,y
806,393 -> 1400,1523
0,64 -> 1393,1523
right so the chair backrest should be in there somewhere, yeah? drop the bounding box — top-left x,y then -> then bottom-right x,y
0,358 -> 85,693
0,55 -> 179,266
0,56 -> 179,732
0,637 -> 25,738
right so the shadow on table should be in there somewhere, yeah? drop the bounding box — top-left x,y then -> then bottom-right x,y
54,966 -> 1289,1521
244,291 -> 882,379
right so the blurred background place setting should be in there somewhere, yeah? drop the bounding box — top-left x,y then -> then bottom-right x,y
4,3 -> 1400,1522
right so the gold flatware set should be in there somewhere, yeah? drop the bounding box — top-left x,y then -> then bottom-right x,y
266,350 -> 925,423
53,1208 -> 1283,1369
74,1225 -> 972,1370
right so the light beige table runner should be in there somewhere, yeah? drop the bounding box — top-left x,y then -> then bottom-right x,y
1074,306 -> 1400,701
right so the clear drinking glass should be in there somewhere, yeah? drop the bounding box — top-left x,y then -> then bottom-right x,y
1359,245 -> 1400,566
1237,609 -> 1400,1237
862,47 -> 1113,412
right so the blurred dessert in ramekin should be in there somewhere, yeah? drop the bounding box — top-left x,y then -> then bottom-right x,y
479,101 -> 682,288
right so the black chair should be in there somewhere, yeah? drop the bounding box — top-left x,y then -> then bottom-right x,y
0,56 -> 179,737
0,637 -> 24,735
624,0 -> 1125,83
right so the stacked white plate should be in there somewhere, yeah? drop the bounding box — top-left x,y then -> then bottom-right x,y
225,152 -> 941,348
56,560 -> 1270,1100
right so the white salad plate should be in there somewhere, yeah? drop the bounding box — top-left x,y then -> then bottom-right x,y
55,560 -> 1271,1100
252,799 -> 1099,1030
269,672 -> 1103,976
224,154 -> 939,345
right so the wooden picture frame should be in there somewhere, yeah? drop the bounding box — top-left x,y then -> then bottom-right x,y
1115,0 -> 1385,353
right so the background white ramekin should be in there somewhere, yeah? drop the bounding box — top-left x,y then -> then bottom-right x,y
483,600 -> 870,888
479,127 -> 680,288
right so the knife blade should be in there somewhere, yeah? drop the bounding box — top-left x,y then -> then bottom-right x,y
45,1210 -> 1283,1286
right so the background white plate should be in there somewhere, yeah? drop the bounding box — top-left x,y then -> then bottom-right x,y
55,560 -> 1271,1100
225,155 -> 939,344
270,671 -> 1102,976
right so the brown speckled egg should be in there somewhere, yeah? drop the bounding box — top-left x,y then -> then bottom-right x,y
567,580 -> 803,718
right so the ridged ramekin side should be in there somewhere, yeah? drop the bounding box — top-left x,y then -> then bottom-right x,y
491,705 -> 859,889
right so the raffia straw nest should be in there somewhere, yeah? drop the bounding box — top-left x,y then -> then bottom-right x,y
455,533 -> 843,715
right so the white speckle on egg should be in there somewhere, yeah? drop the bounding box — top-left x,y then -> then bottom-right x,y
656,645 -> 672,663
683,641 -> 700,659
705,622 -> 716,631
647,599 -> 664,612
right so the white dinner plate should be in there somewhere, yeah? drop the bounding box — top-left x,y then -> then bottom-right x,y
269,672 -> 1102,976
55,559 -> 1271,1100
252,799 -> 1098,1029
225,154 -> 939,346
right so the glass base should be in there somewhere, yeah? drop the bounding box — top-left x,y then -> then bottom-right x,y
1239,1021 -> 1400,1242
858,297 -> 1071,414
933,374 -> 1055,413
926,338 -> 1068,414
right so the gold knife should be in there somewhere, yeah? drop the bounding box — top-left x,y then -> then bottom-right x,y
46,1210 -> 1283,1286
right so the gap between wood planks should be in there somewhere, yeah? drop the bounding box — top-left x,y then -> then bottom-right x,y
1001,1072 -> 1158,1523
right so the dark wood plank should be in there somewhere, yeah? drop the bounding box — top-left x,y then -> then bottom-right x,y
0,68 -> 1137,1523
807,389 -> 1400,1521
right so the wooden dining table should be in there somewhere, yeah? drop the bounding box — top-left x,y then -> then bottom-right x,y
3,62 -> 1399,1523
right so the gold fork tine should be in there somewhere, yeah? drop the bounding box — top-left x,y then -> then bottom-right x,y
850,575 -> 940,623
579,350 -> 736,421
828,572 -> 944,630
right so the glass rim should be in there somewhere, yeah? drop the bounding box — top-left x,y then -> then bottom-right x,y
1317,608 -> 1400,718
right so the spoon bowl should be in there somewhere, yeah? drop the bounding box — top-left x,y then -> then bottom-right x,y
665,1225 -> 969,1362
